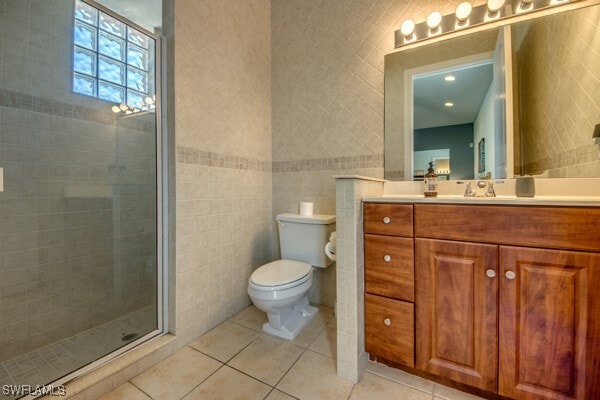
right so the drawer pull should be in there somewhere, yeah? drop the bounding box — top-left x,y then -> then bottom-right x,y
486,269 -> 496,278
382,217 -> 391,224
505,271 -> 516,280
383,255 -> 391,262
383,318 -> 391,326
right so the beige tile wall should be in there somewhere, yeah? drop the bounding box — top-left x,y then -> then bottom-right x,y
516,6 -> 600,177
270,0 -> 486,307
173,0 -> 273,346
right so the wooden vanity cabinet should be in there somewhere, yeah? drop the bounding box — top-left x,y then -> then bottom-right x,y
364,202 -> 600,400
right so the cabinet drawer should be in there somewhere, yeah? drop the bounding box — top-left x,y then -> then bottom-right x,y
415,204 -> 600,252
365,234 -> 414,302
364,203 -> 413,237
365,293 -> 414,367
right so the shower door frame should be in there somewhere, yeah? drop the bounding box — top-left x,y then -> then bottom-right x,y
20,2 -> 167,398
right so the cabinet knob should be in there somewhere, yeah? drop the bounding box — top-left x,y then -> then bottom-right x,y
383,318 -> 391,326
505,271 -> 516,280
382,217 -> 391,224
486,269 -> 496,278
383,255 -> 391,262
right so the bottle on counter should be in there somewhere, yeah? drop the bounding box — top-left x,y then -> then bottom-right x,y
424,161 -> 438,197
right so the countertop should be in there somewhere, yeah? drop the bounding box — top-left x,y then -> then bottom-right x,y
362,195 -> 600,207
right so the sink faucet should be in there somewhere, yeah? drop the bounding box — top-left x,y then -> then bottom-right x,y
460,180 -> 499,197
464,182 -> 476,197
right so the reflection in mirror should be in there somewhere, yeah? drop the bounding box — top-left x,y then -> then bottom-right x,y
384,28 -> 502,180
512,6 -> 600,177
412,61 -> 494,180
384,4 -> 600,180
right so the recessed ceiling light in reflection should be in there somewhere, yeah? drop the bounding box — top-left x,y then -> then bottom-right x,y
445,102 -> 454,107
445,75 -> 456,82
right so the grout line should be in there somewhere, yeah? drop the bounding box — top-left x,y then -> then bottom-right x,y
223,363 -> 275,390
128,380 -> 155,400
262,388 -> 275,400
172,363 -> 226,400
271,347 -> 307,393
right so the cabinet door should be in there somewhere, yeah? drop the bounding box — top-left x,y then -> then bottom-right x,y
499,247 -> 600,400
416,239 -> 498,392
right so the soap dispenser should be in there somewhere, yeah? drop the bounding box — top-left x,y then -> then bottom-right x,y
424,161 -> 438,197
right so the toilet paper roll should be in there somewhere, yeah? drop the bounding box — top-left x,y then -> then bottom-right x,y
299,202 -> 313,216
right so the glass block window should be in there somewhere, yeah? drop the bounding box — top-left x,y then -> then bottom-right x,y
73,0 -> 154,108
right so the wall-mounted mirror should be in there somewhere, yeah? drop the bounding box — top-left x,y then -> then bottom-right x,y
384,4 -> 600,180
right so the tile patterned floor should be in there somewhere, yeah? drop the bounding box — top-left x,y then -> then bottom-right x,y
100,305 -> 484,400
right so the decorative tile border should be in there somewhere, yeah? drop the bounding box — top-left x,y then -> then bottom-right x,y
177,146 -> 271,171
0,89 -> 155,133
177,146 -> 384,173
522,144 -> 598,175
384,170 -> 404,180
272,154 -> 383,172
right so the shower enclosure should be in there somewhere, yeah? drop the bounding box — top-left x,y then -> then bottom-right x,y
0,0 -> 163,397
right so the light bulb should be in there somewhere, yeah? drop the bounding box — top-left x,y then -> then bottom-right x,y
111,105 -> 120,113
400,19 -> 415,38
445,102 -> 454,107
445,75 -> 456,82
519,0 -> 533,10
488,0 -> 505,13
427,11 -> 442,31
455,2 -> 472,22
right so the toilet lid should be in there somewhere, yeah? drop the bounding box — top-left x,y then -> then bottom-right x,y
250,260 -> 312,287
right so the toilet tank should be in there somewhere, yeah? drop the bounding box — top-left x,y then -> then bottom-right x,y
276,213 -> 336,268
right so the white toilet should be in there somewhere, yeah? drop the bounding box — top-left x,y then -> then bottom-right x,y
248,213 -> 335,340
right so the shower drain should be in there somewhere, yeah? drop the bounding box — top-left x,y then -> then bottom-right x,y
121,333 -> 139,342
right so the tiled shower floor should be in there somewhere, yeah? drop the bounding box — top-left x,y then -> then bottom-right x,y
0,306 -> 155,398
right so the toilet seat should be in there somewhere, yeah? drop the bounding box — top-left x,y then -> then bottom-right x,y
249,260 -> 312,291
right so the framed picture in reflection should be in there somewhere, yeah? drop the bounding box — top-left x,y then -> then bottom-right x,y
478,138 -> 486,173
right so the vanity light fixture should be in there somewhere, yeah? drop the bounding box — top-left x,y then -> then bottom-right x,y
445,75 -> 456,82
592,123 -> 600,145
400,19 -> 416,40
395,0 -> 576,48
517,0 -> 534,12
486,0 -> 506,20
445,102 -> 454,107
427,11 -> 443,34
455,2 -> 473,26
111,95 -> 156,116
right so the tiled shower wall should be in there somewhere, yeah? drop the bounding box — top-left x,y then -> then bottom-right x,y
173,0 -> 273,346
517,6 -> 600,177
0,0 -> 157,361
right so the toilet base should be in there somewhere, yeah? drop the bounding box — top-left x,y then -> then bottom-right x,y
262,296 -> 319,340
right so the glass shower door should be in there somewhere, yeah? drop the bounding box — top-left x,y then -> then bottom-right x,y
0,1 -> 162,397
